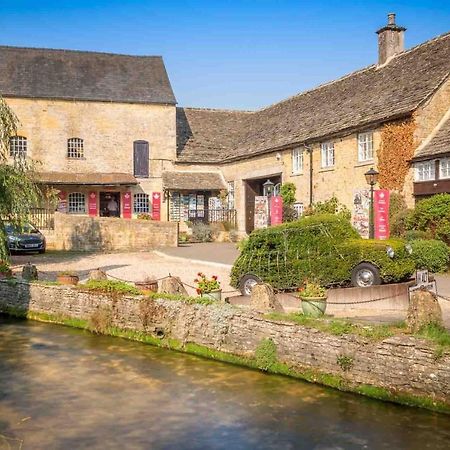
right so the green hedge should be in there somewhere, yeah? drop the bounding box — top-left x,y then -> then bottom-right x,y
231,215 -> 415,289
409,239 -> 450,273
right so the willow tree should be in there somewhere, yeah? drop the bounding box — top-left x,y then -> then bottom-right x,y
0,95 -> 41,260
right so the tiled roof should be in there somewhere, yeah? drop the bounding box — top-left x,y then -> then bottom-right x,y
162,171 -> 226,190
0,46 -> 176,105
177,32 -> 450,163
414,114 -> 450,160
36,172 -> 138,185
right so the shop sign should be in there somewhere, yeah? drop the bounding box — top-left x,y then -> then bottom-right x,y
152,192 -> 161,221
374,189 -> 390,240
88,191 -> 97,217
254,196 -> 268,229
352,189 -> 370,238
122,192 -> 132,219
270,196 -> 283,225
57,191 -> 67,213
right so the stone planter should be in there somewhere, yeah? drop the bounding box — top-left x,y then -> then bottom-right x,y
57,274 -> 79,286
201,290 -> 222,301
135,280 -> 158,294
300,296 -> 327,317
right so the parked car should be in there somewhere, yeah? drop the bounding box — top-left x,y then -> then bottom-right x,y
231,214 -> 415,295
5,223 -> 46,254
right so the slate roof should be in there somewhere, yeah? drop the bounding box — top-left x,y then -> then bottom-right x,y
177,32 -> 450,163
0,46 -> 176,105
162,171 -> 226,191
413,114 -> 450,160
36,172 -> 138,185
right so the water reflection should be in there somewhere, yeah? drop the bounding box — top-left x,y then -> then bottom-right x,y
0,317 -> 449,449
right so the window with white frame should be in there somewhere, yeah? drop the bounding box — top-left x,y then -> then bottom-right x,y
415,160 -> 435,181
68,192 -> 86,213
134,193 -> 150,213
358,132 -> 374,162
67,138 -> 84,158
292,148 -> 303,174
440,158 -> 450,179
227,181 -> 235,209
321,142 -> 335,168
293,202 -> 304,218
9,136 -> 27,158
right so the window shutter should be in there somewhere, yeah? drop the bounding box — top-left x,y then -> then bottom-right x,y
133,141 -> 149,177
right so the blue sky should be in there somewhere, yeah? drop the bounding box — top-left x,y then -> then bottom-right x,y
1,1 -> 449,110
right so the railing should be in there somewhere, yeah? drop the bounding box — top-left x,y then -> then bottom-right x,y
29,208 -> 55,230
207,208 -> 237,226
170,207 -> 237,227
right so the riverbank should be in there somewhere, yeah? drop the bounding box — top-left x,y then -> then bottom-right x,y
0,279 -> 449,414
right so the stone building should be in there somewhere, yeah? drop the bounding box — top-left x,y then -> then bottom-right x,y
1,14 -> 449,235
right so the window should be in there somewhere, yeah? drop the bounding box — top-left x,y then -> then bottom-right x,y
67,138 -> 84,158
440,158 -> 450,179
9,136 -> 27,158
133,140 -> 149,177
292,148 -> 303,174
293,202 -> 304,218
227,181 -> 235,209
358,132 -> 374,162
134,193 -> 150,213
68,192 -> 86,213
321,142 -> 335,168
415,160 -> 435,181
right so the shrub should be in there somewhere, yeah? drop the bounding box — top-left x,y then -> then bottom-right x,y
89,307 -> 113,334
404,230 -> 432,241
83,280 -> 141,296
280,182 -> 296,206
255,338 -> 277,371
409,239 -> 450,273
191,222 -> 213,242
390,208 -> 414,238
282,204 -> 297,223
305,196 -> 351,221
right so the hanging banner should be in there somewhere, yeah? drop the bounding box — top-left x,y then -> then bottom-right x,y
152,192 -> 161,221
352,189 -> 370,239
374,189 -> 390,240
88,191 -> 97,217
270,196 -> 283,225
122,192 -> 132,219
57,191 -> 67,213
254,196 -> 268,229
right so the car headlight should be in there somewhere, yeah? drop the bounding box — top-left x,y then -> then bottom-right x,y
405,243 -> 413,255
7,236 -> 19,242
386,246 -> 395,258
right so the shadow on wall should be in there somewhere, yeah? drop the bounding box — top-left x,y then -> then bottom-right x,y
70,219 -> 104,252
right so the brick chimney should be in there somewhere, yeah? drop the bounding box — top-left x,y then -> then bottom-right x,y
376,13 -> 406,65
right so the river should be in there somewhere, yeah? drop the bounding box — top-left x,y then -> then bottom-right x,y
0,317 -> 449,449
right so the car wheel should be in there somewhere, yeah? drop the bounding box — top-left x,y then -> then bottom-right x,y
239,274 -> 262,296
351,263 -> 381,288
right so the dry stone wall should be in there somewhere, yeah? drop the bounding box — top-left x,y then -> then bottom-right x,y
0,281 -> 448,408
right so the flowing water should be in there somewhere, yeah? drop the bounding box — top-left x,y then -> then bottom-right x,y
0,317 -> 449,450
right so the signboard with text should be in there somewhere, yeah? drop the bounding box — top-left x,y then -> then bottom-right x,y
270,196 -> 283,225
88,191 -> 97,217
122,192 -> 132,219
374,189 -> 390,240
254,196 -> 268,229
57,191 -> 67,213
152,192 -> 161,221
352,189 -> 370,238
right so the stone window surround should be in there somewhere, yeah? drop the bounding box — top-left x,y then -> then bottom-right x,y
68,192 -> 86,214
67,137 -> 84,159
9,135 -> 27,158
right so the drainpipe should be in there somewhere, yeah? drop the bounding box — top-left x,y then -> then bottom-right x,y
304,144 -> 313,206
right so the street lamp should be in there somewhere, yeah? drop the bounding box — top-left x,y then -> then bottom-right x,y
364,167 -> 379,239
263,179 -> 275,226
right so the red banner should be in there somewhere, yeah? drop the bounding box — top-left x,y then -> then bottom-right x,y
270,196 -> 283,225
152,192 -> 161,221
57,191 -> 67,213
88,191 -> 97,217
122,192 -> 132,219
374,189 -> 390,240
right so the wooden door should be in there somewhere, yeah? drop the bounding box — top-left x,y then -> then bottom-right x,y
133,141 -> 149,177
244,180 -> 259,233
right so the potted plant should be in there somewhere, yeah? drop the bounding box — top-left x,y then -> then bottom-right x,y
299,281 -> 327,317
194,272 -> 222,301
135,276 -> 158,294
57,271 -> 79,286
0,260 -> 13,279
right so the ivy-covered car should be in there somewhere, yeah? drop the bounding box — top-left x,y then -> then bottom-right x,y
231,214 -> 415,295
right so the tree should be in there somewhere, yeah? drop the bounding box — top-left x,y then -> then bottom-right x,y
0,95 -> 41,260
280,182 -> 297,222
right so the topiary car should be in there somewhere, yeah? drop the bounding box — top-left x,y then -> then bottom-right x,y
231,214 -> 415,295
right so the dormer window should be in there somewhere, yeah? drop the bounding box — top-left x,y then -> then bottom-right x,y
68,138 -> 84,159
9,136 -> 27,158
415,160 -> 435,181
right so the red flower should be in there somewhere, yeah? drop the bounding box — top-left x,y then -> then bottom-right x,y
194,278 -> 199,283
212,275 -> 218,280
196,288 -> 201,294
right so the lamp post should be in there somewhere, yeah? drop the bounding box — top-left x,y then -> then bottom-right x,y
364,167 -> 379,239
263,179 -> 275,227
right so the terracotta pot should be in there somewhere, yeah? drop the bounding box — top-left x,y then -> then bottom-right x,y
135,280 -> 158,293
300,296 -> 327,317
200,290 -> 222,301
57,274 -> 79,286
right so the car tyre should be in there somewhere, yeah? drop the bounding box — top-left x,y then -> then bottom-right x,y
351,263 -> 381,288
239,274 -> 262,296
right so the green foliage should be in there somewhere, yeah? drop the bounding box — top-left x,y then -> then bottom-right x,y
404,230 -> 432,241
0,260 -> 10,273
280,182 -> 296,206
89,307 -> 113,334
390,209 -> 414,237
194,272 -> 220,294
254,338 -> 278,371
409,239 -> 450,273
147,291 -> 215,306
298,281 -> 326,298
191,222 -> 213,242
407,194 -> 450,244
305,196 -> 351,221
231,214 -> 415,289
336,355 -> 354,372
389,192 -> 407,220
82,279 -> 141,296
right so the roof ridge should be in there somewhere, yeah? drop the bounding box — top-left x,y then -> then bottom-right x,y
0,44 -> 163,59
179,106 -> 254,113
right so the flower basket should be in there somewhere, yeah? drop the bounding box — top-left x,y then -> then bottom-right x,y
300,296 -> 327,317
57,273 -> 79,286
135,280 -> 158,294
200,289 -> 222,301
194,273 -> 221,301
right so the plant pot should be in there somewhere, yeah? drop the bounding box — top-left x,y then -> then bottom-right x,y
0,270 -> 13,280
201,289 -> 222,301
135,280 -> 158,293
300,296 -> 327,317
57,274 -> 79,286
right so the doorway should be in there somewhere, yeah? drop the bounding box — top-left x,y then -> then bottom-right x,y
99,192 -> 121,217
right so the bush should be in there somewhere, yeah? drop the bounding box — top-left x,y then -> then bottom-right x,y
191,222 -> 213,242
390,208 -> 414,238
409,239 -> 450,273
280,182 -> 296,206
305,196 -> 351,221
83,280 -> 141,296
404,230 -> 432,241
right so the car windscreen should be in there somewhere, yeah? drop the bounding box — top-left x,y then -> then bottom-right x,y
4,223 -> 38,234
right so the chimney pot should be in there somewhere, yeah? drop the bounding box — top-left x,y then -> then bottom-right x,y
388,13 -> 396,25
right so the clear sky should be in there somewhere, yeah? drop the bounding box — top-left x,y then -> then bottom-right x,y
1,1 -> 449,110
